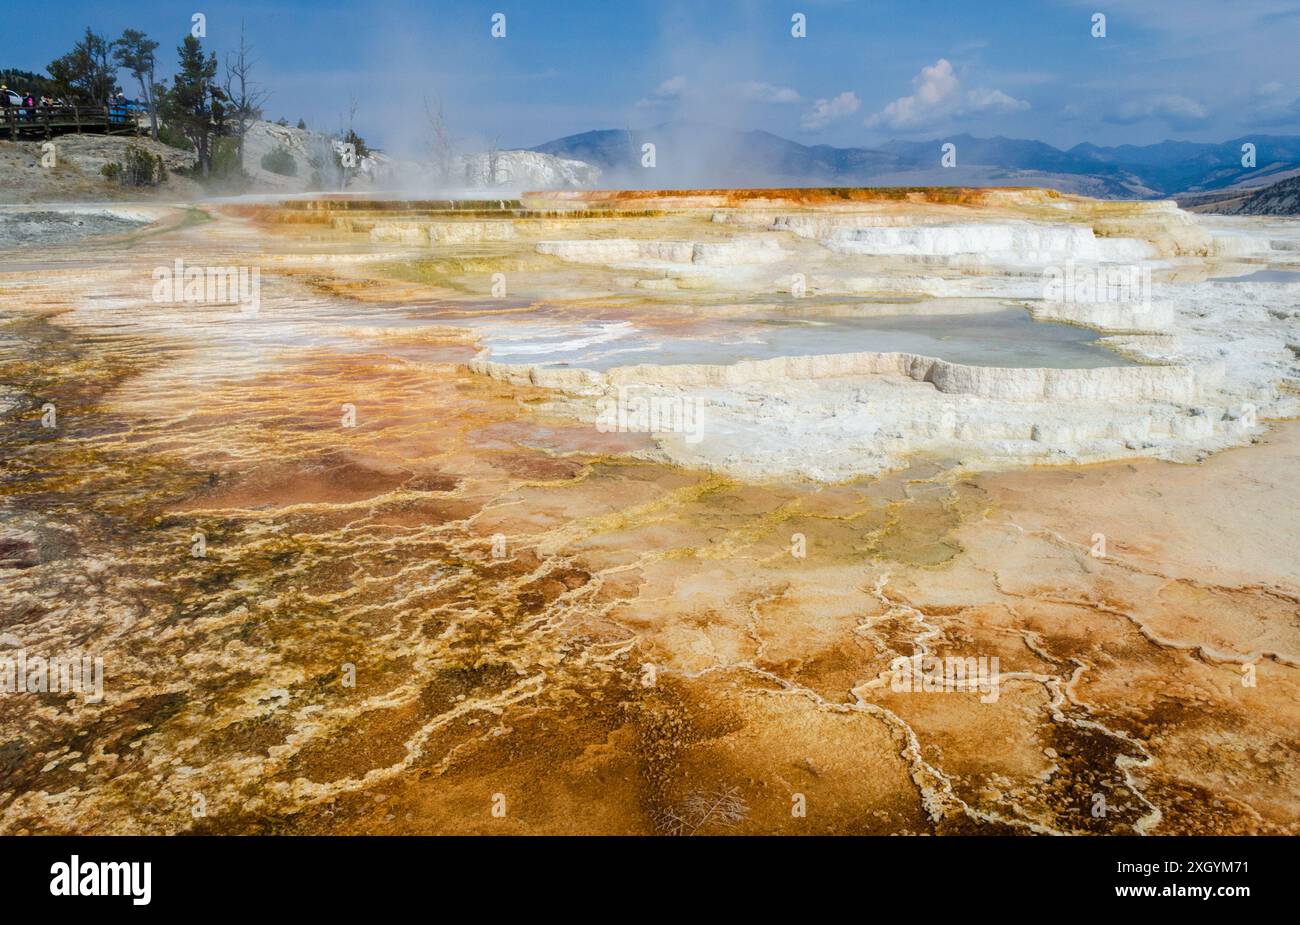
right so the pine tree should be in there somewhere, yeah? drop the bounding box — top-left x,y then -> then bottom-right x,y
161,35 -> 219,176
113,30 -> 160,140
47,27 -> 119,106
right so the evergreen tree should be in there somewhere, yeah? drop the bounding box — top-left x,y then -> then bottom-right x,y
161,35 -> 219,176
113,29 -> 160,140
47,27 -> 119,105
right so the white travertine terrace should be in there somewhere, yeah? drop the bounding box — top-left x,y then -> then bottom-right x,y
458,191 -> 1300,480
537,236 -> 788,265
475,350 -> 1201,402
364,220 -> 520,244
822,222 -> 1150,264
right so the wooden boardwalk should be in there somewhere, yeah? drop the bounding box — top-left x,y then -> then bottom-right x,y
1,104 -> 141,141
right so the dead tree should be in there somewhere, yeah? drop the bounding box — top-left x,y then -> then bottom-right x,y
223,22 -> 269,169
486,136 -> 501,188
423,95 -> 456,187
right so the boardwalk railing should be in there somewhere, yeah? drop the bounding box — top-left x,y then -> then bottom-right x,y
2,104 -> 143,141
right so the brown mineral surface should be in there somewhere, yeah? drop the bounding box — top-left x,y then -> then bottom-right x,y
0,194 -> 1295,835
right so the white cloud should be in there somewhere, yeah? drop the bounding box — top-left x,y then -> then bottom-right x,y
654,75 -> 687,99
864,58 -> 1029,131
732,81 -> 802,104
964,87 -> 1031,112
799,91 -> 860,131
635,75 -> 688,109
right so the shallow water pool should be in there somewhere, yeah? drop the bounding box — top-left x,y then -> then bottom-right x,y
1210,269 -> 1300,283
460,305 -> 1133,370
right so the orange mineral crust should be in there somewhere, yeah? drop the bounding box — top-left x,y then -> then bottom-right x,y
0,195 -> 1295,835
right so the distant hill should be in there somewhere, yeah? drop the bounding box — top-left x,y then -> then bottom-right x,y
0,67 -> 64,100
1182,173 -> 1300,215
531,123 -> 1300,199
531,123 -> 903,189
1070,135 -> 1300,195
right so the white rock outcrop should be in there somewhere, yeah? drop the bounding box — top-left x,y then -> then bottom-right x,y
238,120 -> 601,193
821,221 -> 1155,266
455,150 -> 600,189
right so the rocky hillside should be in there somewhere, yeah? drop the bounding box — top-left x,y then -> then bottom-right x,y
1183,173 -> 1300,215
241,121 -> 387,191
0,120 -> 601,204
0,135 -> 201,204
456,149 -> 600,189
244,120 -> 600,193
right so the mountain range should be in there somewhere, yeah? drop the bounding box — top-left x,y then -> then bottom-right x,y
530,123 -> 1300,200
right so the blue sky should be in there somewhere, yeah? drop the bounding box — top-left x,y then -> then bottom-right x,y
7,0 -> 1300,154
